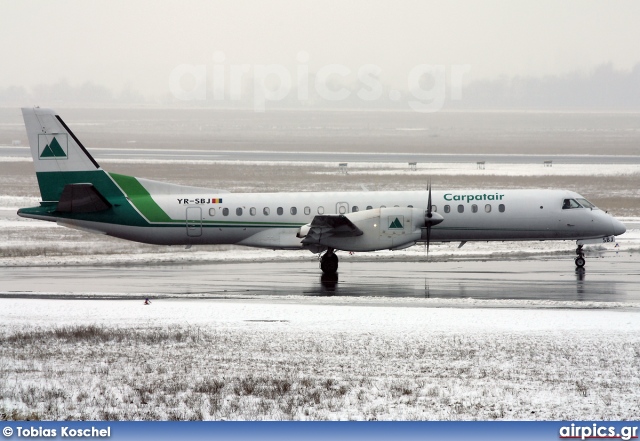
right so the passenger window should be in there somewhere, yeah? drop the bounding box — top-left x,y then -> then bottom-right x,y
562,199 -> 582,209
499,204 -> 505,213
236,207 -> 243,216
277,207 -> 284,215
380,205 -> 386,208
444,205 -> 450,213
318,206 -> 324,214
290,207 -> 297,215
458,205 -> 464,213
366,206 -> 373,210
472,204 -> 478,213
431,205 -> 437,212
263,207 -> 270,216
338,206 -> 346,214
250,207 -> 256,216
408,205 -> 413,208
222,208 -> 229,216
304,206 -> 311,215
209,208 -> 216,216
485,204 -> 491,213
352,206 -> 359,212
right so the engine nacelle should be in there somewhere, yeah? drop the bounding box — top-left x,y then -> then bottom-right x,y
296,224 -> 311,238
301,207 -> 427,252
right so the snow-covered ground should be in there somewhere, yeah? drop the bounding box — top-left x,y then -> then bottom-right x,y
37,157 -> 640,179
4,155 -> 640,176
311,161 -> 640,178
1,298 -> 639,420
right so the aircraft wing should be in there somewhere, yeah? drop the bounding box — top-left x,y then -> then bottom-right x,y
301,214 -> 364,245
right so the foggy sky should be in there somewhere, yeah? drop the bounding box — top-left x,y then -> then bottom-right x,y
2,0 -> 640,103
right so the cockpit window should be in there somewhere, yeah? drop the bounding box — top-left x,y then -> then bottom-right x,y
576,198 -> 597,209
562,199 -> 582,209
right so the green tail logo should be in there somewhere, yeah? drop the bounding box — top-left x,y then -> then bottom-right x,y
389,217 -> 404,229
39,136 -> 67,159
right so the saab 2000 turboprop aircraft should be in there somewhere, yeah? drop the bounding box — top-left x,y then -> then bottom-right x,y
18,107 -> 626,273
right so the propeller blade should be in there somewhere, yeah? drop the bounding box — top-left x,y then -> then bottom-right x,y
426,180 -> 432,259
427,180 -> 432,218
424,179 -> 444,260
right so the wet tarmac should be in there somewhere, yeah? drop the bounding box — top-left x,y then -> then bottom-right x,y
2,146 -> 640,164
2,254 -> 639,303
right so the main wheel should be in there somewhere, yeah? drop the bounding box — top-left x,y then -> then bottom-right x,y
320,253 -> 339,274
575,256 -> 586,268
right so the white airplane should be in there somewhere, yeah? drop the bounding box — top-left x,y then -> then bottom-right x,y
18,107 -> 626,273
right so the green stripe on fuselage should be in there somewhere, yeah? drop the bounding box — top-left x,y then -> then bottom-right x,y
109,173 -> 174,223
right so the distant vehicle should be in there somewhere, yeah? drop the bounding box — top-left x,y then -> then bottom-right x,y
18,107 -> 626,273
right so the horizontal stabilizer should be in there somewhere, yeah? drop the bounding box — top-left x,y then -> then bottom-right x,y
56,184 -> 112,213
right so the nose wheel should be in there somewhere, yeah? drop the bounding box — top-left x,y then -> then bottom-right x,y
575,245 -> 586,268
320,249 -> 339,274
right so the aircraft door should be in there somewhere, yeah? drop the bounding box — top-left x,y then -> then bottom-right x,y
186,207 -> 202,237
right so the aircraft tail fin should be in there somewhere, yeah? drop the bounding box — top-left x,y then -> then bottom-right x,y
21,107 -> 106,202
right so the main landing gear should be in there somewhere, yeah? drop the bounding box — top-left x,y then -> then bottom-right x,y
320,249 -> 339,274
575,245 -> 586,268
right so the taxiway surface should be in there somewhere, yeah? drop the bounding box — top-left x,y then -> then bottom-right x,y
2,254 -> 638,302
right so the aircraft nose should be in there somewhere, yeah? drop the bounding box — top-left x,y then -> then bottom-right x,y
612,217 -> 626,236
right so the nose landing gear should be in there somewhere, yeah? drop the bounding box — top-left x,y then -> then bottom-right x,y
575,245 -> 586,268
